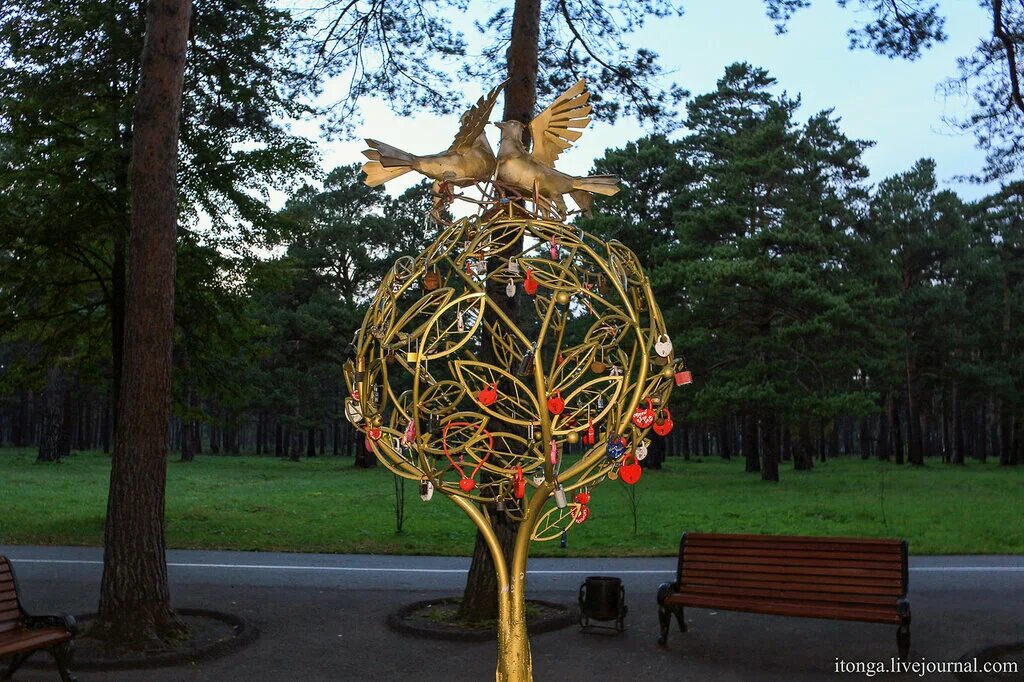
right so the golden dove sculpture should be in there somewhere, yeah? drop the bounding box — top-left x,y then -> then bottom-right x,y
494,79 -> 619,215
361,80 -> 508,188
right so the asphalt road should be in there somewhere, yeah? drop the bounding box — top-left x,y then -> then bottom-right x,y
1,546 -> 1022,681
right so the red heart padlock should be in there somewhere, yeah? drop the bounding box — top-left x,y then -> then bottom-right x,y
631,398 -> 656,429
351,389 -> 360,400
574,491 -> 590,505
547,391 -> 565,415
573,505 -> 590,524
478,382 -> 498,406
523,268 -> 538,295
368,426 -> 382,441
653,408 -> 674,436
582,419 -> 596,446
513,465 -> 525,499
442,421 -> 492,495
619,455 -> 642,485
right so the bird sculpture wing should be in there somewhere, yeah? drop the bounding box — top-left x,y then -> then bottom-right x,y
528,79 -> 592,167
448,79 -> 510,152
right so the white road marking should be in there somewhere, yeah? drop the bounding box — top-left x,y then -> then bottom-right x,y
5,558 -> 1023,574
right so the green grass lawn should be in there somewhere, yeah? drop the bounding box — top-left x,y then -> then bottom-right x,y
1,448 -> 1021,556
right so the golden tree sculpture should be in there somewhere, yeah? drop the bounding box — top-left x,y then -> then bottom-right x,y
343,190 -> 687,681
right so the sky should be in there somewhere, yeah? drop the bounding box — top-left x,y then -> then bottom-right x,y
288,0 -> 999,202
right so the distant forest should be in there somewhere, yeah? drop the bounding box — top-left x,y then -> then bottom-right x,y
2,61 -> 1022,476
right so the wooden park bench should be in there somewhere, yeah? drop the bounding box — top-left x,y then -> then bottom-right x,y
657,533 -> 911,659
1,556 -> 77,681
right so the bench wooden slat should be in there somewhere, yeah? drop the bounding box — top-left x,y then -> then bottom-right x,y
682,546 -> 902,562
668,593 -> 903,624
684,560 -> 900,580
683,551 -> 900,571
0,628 -> 72,658
681,568 -> 903,589
677,583 -> 899,606
685,540 -> 900,555
686,532 -> 900,546
679,574 -> 904,597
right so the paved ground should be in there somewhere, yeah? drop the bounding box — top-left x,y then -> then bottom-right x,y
1,546 -> 1022,681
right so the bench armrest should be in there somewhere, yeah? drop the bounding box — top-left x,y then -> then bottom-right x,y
657,581 -> 679,606
23,612 -> 78,636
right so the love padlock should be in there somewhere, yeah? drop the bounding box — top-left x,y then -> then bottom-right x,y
478,382 -> 498,406
573,490 -> 590,505
634,440 -> 649,461
423,270 -> 440,291
345,399 -> 363,424
583,419 -> 596,446
632,398 -> 656,429
619,455 -> 642,485
506,280 -> 516,298
549,234 -> 559,260
606,434 -> 627,461
547,391 -> 565,415
523,268 -> 539,295
674,360 -> 693,386
459,477 -> 476,492
419,478 -> 434,501
403,418 -> 417,445
368,425 -> 383,441
572,505 -> 590,524
513,466 -> 525,499
508,258 -> 520,275
654,334 -> 673,357
653,408 -> 674,436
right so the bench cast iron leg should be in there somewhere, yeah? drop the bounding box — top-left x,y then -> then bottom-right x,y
897,623 -> 910,661
656,582 -> 676,646
50,642 -> 76,682
674,605 -> 687,632
2,651 -> 33,680
657,604 -> 672,646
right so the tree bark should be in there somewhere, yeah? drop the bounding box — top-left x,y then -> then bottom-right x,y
37,365 -> 66,462
458,0 -> 541,623
794,418 -> 814,471
95,0 -> 192,650
743,413 -> 760,472
760,413 -> 779,482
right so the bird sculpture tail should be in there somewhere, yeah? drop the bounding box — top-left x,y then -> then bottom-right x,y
571,174 -> 620,196
361,139 -> 417,187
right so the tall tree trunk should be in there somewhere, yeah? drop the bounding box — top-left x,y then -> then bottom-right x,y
893,400 -> 905,465
743,413 -> 760,472
95,0 -> 192,649
760,413 -> 779,482
37,365 -> 66,462
794,418 -> 814,471
459,0 -> 541,623
719,417 -> 733,460
306,426 -> 317,457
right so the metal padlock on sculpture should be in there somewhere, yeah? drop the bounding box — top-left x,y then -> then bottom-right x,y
606,434 -> 627,461
419,478 -> 434,501
654,334 -> 673,357
653,408 -> 674,436
423,270 -> 441,291
553,485 -> 567,509
523,268 -> 538,295
674,360 -> 693,386
632,398 -> 656,429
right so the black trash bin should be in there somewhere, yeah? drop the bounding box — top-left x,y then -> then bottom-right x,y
578,575 -> 627,632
